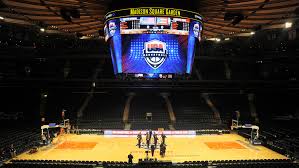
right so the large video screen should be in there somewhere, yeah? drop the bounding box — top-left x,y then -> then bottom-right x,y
104,8 -> 203,75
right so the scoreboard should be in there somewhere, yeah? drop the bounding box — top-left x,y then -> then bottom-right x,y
119,17 -> 190,36
104,7 -> 203,77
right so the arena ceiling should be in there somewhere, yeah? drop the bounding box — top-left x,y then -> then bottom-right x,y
0,0 -> 298,39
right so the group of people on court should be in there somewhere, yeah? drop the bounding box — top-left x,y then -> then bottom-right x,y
137,130 -> 167,157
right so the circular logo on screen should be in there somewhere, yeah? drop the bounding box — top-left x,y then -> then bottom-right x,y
143,40 -> 168,69
108,22 -> 117,36
193,23 -> 200,38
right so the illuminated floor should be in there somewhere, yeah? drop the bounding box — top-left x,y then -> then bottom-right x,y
15,133 -> 287,163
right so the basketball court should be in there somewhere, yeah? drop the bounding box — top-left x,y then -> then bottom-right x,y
14,133 -> 287,163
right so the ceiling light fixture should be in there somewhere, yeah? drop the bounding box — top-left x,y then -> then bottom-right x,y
285,22 -> 292,28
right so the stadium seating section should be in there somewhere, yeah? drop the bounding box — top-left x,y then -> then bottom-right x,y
171,93 -> 223,130
129,94 -> 169,130
1,159 -> 298,168
0,127 -> 40,161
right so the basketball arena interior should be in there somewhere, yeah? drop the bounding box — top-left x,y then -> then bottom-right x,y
0,0 -> 299,168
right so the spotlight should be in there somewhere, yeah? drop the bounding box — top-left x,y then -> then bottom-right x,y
92,82 -> 96,88
24,66 -> 31,76
232,14 -> 244,25
285,22 -> 292,28
224,12 -> 235,21
40,28 -> 45,32
224,38 -> 230,41
250,32 -> 255,35
216,38 -> 221,42
0,16 -> 4,20
224,12 -> 244,25
43,94 -> 48,98
60,8 -> 80,22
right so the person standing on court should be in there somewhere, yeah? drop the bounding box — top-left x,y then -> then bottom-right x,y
146,132 -> 150,148
159,143 -> 163,157
149,130 -> 152,141
9,144 -> 16,158
137,132 -> 142,148
161,144 -> 166,157
161,133 -> 166,145
153,133 -> 158,147
128,153 -> 133,164
150,144 -> 155,157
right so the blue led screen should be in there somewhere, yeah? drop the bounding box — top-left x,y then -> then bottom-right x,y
105,16 -> 202,75
122,34 -> 187,74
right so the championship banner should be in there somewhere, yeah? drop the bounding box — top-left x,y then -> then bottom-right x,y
105,7 -> 203,23
104,130 -> 196,136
